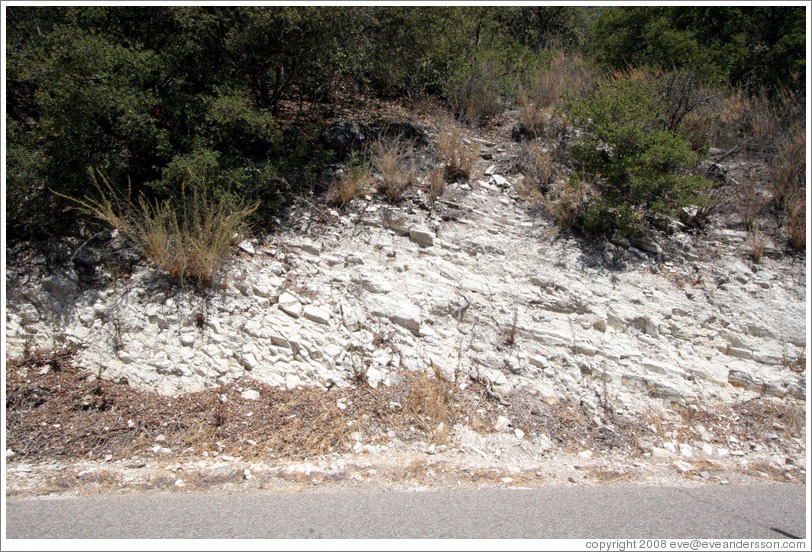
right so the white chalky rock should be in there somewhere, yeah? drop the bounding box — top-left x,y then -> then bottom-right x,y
278,293 -> 302,318
241,389 -> 260,400
303,305 -> 331,325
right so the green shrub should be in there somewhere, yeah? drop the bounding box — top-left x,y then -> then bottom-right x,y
563,72 -> 713,236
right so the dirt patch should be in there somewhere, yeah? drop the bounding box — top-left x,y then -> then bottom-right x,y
7,344 -> 805,499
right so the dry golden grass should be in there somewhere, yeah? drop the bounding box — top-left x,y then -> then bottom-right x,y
62,168 -> 257,288
436,120 -> 480,181
371,137 -> 416,202
517,88 -> 549,139
749,224 -> 766,263
772,125 -> 806,250
328,164 -> 374,205
526,50 -> 593,110
426,165 -> 447,205
523,140 -> 558,193
542,174 -> 595,232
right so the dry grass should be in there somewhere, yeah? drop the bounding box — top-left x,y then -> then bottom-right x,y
521,140 -> 558,194
732,185 -> 770,231
371,137 -> 416,202
749,224 -> 766,263
63,168 -> 257,288
525,50 -> 593,110
541,174 -> 595,232
516,88 -> 550,139
447,58 -> 504,124
400,370 -> 459,444
771,124 -> 806,250
436,119 -> 480,181
327,164 -> 374,205
426,164 -> 447,205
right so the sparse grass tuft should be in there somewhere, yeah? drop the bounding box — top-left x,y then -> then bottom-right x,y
327,163 -> 374,205
62,168 -> 257,288
542,174 -> 595,233
371,136 -> 416,202
749,224 -> 766,263
427,165 -> 447,205
400,370 -> 458,444
771,125 -> 806,250
526,50 -> 594,109
437,120 -> 480,181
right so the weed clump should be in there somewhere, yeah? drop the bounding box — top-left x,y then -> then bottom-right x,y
437,120 -> 480,181
63,168 -> 257,288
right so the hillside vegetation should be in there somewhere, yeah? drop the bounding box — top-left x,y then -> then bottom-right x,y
6,6 -> 806,262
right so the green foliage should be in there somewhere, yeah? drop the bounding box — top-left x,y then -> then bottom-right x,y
563,73 -> 713,236
590,6 -> 806,96
6,5 -> 802,242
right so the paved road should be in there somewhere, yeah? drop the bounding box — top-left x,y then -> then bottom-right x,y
5,484 -> 806,540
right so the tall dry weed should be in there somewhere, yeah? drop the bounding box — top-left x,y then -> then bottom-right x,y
328,164 -> 374,205
772,125 -> 806,250
63,168 -> 257,287
437,119 -> 480,181
543,174 -> 595,233
371,137 -> 416,202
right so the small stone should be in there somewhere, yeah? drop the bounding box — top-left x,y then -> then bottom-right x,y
278,292 -> 302,318
514,428 -> 525,440
493,416 -> 511,432
155,434 -> 166,442
345,253 -> 365,265
490,174 -> 510,188
650,447 -> 671,459
679,443 -> 693,457
6,449 -> 15,459
241,389 -> 260,400
303,305 -> 331,325
673,460 -> 693,474
579,450 -> 593,459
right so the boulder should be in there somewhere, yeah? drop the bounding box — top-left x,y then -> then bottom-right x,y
320,121 -> 374,158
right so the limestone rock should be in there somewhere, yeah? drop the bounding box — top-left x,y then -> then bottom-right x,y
278,293 -> 302,318
303,305 -> 331,325
409,227 -> 435,248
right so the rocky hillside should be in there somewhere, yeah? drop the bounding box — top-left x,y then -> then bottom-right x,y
5,109 -> 807,496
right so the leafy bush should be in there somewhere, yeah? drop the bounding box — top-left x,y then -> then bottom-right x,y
562,72 -> 713,236
591,6 -> 806,97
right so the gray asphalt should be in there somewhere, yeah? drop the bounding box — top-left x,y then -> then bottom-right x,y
5,483 -> 806,540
